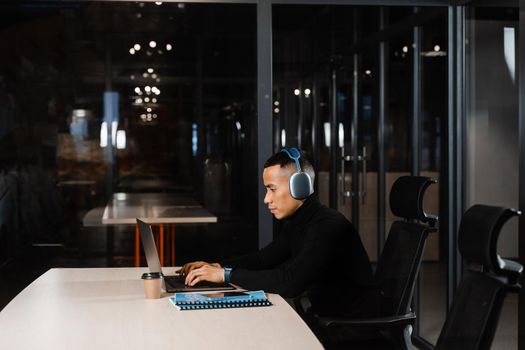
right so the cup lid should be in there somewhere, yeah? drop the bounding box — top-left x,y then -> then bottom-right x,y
141,272 -> 162,280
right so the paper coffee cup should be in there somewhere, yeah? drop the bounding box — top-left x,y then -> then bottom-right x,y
141,272 -> 162,299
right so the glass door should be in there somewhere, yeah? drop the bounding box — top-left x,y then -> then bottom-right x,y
465,3 -> 519,348
337,10 -> 381,261
336,7 -> 449,345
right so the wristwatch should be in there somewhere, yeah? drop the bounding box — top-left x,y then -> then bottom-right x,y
223,266 -> 234,283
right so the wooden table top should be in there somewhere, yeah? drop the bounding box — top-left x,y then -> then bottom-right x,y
0,268 -> 323,350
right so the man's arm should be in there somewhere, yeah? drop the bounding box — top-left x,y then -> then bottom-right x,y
228,222 -> 339,297
220,230 -> 291,270
179,225 -> 291,283
183,230 -> 296,286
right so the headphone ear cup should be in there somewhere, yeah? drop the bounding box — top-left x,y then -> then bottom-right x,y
289,172 -> 314,200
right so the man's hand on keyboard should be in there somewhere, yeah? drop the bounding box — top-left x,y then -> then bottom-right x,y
184,264 -> 225,286
176,261 -> 221,277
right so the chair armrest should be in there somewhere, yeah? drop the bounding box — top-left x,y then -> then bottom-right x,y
497,257 -> 523,285
318,312 -> 416,328
293,295 -> 311,316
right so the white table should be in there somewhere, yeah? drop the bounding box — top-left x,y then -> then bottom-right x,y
0,268 -> 323,350
102,192 -> 217,225
117,178 -> 188,192
101,193 -> 217,266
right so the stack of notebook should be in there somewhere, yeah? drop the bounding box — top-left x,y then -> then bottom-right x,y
169,290 -> 272,310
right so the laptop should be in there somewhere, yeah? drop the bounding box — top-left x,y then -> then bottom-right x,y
136,218 -> 235,293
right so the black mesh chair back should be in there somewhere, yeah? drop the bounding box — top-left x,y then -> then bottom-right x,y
375,176 -> 438,316
316,176 -> 437,350
435,205 -> 522,350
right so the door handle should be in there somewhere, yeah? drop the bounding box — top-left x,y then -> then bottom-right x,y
360,146 -> 367,205
341,146 -> 367,205
340,147 -> 353,205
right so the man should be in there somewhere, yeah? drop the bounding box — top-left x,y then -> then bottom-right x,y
178,149 -> 374,316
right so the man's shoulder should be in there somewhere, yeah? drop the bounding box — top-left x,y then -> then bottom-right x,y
312,202 -> 347,219
309,204 -> 355,230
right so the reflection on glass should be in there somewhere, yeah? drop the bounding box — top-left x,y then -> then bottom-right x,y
323,123 -> 331,148
116,130 -> 126,150
0,2 -> 258,271
338,123 -> 344,148
503,27 -> 516,83
465,6 -> 518,348
100,122 -> 108,148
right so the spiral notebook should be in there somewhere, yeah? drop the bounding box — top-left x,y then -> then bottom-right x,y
169,290 -> 272,310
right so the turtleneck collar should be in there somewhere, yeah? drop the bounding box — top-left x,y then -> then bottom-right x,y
283,195 -> 321,227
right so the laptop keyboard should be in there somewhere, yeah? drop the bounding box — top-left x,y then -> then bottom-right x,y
164,274 -> 186,284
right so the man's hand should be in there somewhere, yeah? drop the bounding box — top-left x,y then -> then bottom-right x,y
176,261 -> 221,276
184,264 -> 225,286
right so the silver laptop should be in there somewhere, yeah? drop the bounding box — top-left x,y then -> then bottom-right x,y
136,218 -> 235,293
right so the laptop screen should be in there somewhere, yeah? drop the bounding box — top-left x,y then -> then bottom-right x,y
136,218 -> 163,274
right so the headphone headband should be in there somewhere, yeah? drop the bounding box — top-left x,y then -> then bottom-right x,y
281,147 -> 302,172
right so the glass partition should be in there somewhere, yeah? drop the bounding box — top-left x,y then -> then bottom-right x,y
273,4 -> 449,346
465,4 -> 519,348
0,2 -> 258,277
418,9 -> 448,344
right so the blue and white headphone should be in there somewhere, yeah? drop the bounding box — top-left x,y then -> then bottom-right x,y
281,148 -> 314,200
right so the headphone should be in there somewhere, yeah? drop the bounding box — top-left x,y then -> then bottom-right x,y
281,147 -> 314,200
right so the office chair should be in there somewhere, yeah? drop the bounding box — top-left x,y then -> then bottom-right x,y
314,176 -> 437,350
433,204 -> 522,350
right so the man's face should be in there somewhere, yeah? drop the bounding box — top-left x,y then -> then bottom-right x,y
263,165 -> 303,220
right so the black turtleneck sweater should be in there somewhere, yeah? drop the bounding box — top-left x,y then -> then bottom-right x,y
222,195 -> 374,316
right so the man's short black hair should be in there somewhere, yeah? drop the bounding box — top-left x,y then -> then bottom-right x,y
263,149 -> 310,169
264,149 -> 316,184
